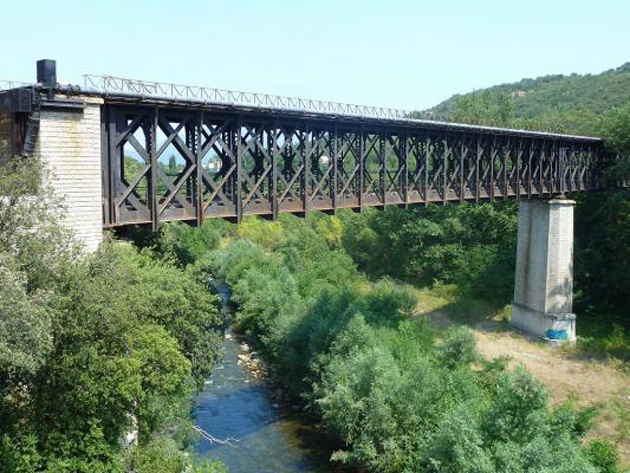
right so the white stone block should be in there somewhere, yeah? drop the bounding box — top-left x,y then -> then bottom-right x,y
37,97 -> 104,253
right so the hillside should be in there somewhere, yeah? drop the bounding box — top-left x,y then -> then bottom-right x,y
422,62 -> 630,134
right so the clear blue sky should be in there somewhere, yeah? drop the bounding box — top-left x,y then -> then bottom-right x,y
2,0 -> 628,110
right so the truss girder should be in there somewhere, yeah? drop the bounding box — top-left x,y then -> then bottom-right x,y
102,105 -> 612,227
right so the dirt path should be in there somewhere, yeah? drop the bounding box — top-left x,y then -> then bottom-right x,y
424,311 -> 630,469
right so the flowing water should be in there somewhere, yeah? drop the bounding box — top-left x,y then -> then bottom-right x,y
193,284 -> 343,473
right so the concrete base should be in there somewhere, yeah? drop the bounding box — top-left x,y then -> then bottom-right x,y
511,303 -> 576,343
511,198 -> 576,343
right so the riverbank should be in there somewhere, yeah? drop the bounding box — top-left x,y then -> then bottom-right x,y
147,214 -> 621,472
413,287 -> 630,470
193,285 -> 345,472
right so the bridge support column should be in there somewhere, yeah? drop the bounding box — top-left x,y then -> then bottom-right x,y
511,198 -> 576,343
37,96 -> 105,253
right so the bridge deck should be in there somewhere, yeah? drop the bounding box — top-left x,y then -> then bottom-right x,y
96,94 -> 610,229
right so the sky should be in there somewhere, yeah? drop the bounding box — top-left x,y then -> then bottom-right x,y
1,0 -> 628,111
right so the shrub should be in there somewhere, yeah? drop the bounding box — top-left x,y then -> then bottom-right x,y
436,327 -> 479,369
587,439 -> 620,473
174,213 -> 618,473
125,437 -> 226,473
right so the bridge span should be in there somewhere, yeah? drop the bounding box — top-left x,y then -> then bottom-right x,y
0,60 -> 624,343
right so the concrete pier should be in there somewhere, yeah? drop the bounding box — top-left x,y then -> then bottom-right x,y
511,198 -> 576,342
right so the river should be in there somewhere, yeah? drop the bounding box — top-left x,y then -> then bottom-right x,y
193,284 -> 344,472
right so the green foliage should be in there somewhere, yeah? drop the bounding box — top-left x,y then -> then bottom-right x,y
600,101 -> 630,157
599,100 -> 630,184
0,256 -> 52,376
426,405 -> 494,473
484,366 -> 549,443
125,437 -> 226,473
339,202 -> 518,302
174,213 -> 614,472
0,157 -> 225,471
436,327 -> 478,369
574,189 -> 630,334
0,156 -> 78,291
587,438 -> 621,473
425,62 -> 630,135
450,90 -> 516,127
158,221 -> 224,266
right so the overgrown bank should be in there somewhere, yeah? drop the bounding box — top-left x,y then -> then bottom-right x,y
0,157 -> 225,473
152,215 -> 620,472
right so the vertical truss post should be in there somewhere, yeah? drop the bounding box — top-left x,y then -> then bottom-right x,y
379,132 -> 386,207
490,136 -> 496,202
271,124 -> 279,220
101,106 -> 112,226
185,121 -> 194,204
502,137 -> 512,199
539,141 -> 545,195
401,132 -> 408,206
558,145 -> 567,196
332,124 -> 338,213
514,138 -> 523,200
442,133 -> 448,205
528,139 -> 534,198
587,144 -> 595,190
475,134 -> 481,202
584,145 -> 599,190
111,108 -> 123,224
424,135 -> 430,205
235,115 -> 243,223
196,111 -> 204,227
303,127 -> 310,215
460,136 -> 465,203
149,108 -> 159,232
358,127 -> 365,208
551,141 -> 557,195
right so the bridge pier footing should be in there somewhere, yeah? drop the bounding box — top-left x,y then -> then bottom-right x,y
511,198 -> 576,343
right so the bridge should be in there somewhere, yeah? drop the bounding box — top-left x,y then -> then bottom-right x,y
0,60 -> 623,343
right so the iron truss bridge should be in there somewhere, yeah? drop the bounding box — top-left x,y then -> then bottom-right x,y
98,92 -> 616,229
5,73 -> 617,228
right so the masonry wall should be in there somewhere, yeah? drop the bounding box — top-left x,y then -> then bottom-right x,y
37,97 -> 104,253
0,113 -> 12,163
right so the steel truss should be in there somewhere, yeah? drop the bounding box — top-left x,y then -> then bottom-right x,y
102,104 -> 612,228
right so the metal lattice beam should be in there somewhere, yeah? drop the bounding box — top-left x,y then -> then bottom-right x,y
101,103 -> 617,228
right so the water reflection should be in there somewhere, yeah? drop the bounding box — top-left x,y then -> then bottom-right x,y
193,285 -> 343,472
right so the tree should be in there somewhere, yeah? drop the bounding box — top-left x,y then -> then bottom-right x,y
599,100 -> 630,180
0,156 -> 225,471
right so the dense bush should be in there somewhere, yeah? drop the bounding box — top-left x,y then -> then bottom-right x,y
587,439 -> 621,473
339,202 -> 518,303
0,157 -> 224,472
175,214 -> 614,472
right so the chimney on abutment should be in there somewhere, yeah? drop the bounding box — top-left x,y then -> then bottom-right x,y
37,59 -> 56,88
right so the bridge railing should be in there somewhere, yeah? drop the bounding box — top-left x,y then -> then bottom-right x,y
0,80 -> 32,91
82,74 -> 409,119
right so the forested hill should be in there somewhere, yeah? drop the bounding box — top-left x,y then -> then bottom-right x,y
421,62 -> 630,134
